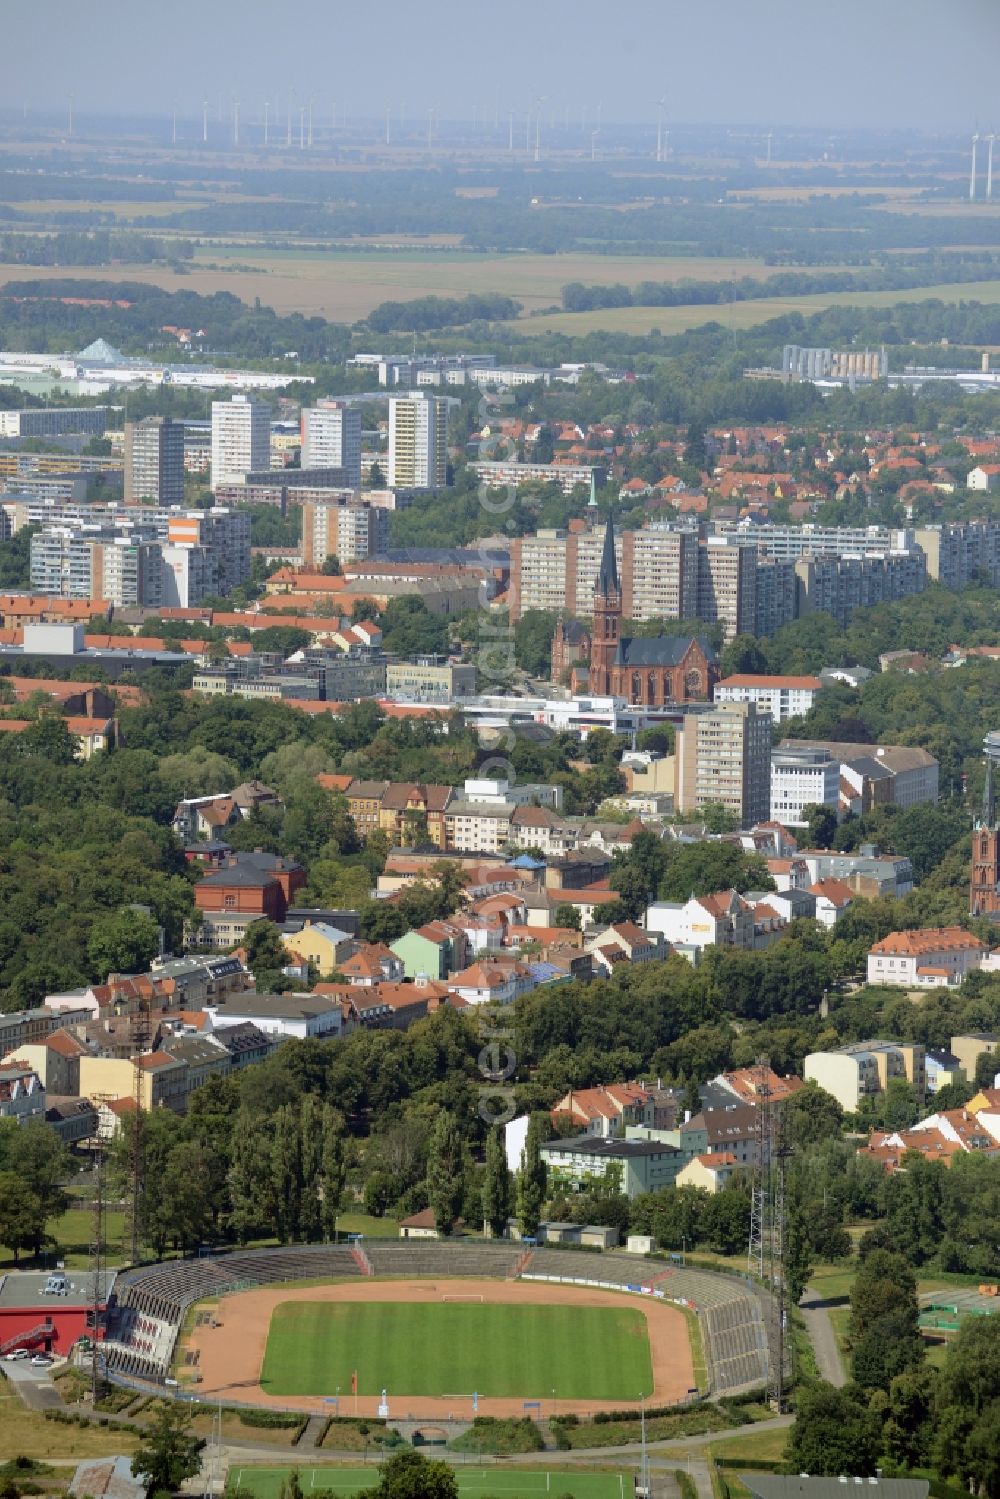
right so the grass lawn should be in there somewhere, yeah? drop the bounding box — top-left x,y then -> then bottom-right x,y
227,1466 -> 631,1499
0,1388 -> 139,1462
333,1214 -> 399,1239
260,1301 -> 652,1401
706,1427 -> 791,1465
0,1203 -> 127,1271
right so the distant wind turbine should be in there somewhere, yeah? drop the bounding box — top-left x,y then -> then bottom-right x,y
971,133 -> 980,201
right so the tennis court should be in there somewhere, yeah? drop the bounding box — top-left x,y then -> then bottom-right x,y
228,1464 -> 631,1499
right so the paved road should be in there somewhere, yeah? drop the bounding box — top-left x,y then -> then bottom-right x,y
1,1360 -> 65,1410
799,1289 -> 846,1387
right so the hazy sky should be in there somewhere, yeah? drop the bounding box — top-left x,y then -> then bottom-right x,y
3,0 -> 999,132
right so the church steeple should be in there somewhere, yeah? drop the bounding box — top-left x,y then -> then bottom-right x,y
596,508 -> 620,600
590,509 -> 622,697
981,756 -> 997,830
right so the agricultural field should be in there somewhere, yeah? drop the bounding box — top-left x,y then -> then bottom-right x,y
0,249 -> 817,322
524,276 -> 1000,336
259,1300 -> 652,1401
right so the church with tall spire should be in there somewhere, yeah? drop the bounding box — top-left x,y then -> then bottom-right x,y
554,510 -> 718,706
971,752 -> 1000,916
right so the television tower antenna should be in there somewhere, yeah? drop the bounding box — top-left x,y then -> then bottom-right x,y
769,1106 -> 790,1414
126,1000 -> 150,1266
971,133 -> 980,201
747,1057 -> 772,1280
88,1094 -> 116,1405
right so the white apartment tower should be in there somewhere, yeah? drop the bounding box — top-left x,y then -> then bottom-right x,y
211,395 -> 271,490
388,393 -> 448,491
301,401 -> 362,489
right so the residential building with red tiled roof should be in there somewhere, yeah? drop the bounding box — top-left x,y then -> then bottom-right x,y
676,1151 -> 741,1193
550,1081 -> 655,1138
867,927 -> 987,988
809,877 -> 855,928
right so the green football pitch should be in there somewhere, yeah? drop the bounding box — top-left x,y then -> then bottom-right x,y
229,1466 -> 630,1499
260,1301 -> 653,1400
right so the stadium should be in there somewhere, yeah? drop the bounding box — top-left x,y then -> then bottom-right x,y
100,1241 -> 771,1420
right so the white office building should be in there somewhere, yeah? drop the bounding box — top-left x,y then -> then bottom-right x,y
388,393 -> 448,491
211,395 -> 271,490
716,674 -> 824,723
770,746 -> 841,829
301,401 -> 362,489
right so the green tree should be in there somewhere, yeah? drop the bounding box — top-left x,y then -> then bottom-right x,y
783,1082 -> 844,1147
934,1317 -> 1000,1496
426,1112 -> 465,1236
243,919 -> 289,978
849,1249 -> 923,1391
804,803 -> 839,850
363,1449 -> 458,1499
552,903 -> 582,932
516,1114 -> 548,1238
0,1172 -> 43,1262
481,1125 -> 512,1239
131,1404 -> 204,1496
514,610 -> 559,678
87,908 -> 161,979
784,1192 -> 815,1305
17,713 -> 78,764
270,1103 -> 304,1242
319,1104 -> 347,1240
785,1382 -> 881,1476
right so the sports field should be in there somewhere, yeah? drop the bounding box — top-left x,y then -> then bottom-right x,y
260,1301 -> 652,1401
228,1466 -> 630,1499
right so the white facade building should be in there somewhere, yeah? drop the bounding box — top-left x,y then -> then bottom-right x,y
388,393 -> 448,491
770,746 -> 840,828
301,402 -> 362,489
716,674 -> 824,722
211,395 -> 271,490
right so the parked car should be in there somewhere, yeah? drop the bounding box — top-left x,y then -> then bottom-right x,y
4,1348 -> 29,1361
30,1354 -> 53,1367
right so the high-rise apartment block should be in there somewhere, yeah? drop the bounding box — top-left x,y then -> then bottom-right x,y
387,394 -> 448,490
300,499 -> 390,567
675,701 -> 772,828
211,395 -> 271,489
794,551 -> 926,629
696,538 -> 758,642
124,416 -> 185,506
301,402 -> 362,489
511,525 -> 752,642
28,507 -> 249,608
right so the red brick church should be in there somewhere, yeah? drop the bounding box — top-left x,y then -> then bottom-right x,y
971,758 -> 1000,916
552,513 -> 718,707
